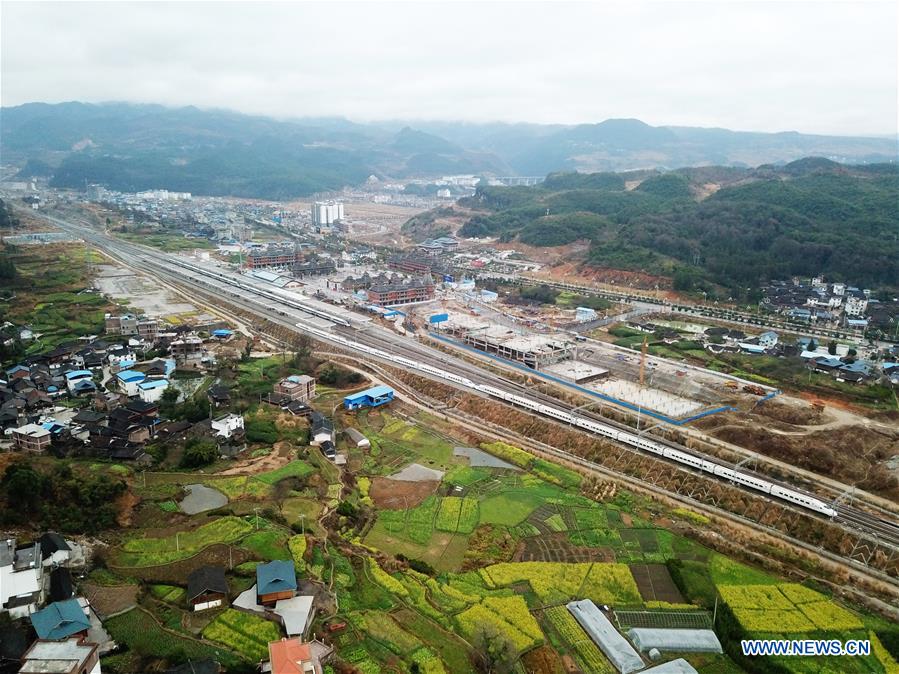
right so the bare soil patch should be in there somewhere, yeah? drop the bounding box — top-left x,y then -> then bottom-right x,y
515,533 -> 615,563
369,477 -> 439,509
216,441 -> 293,476
708,423 -> 899,498
629,563 -> 685,604
81,582 -> 139,618
750,399 -> 825,426
531,260 -> 672,291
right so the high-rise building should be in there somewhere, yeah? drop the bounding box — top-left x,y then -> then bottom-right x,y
311,201 -> 344,227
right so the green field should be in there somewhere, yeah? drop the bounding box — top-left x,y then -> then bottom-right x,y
202,609 -> 281,661
48,374 -> 895,674
255,460 -> 315,484
115,516 -> 253,565
105,608 -> 242,667
241,530 -> 291,561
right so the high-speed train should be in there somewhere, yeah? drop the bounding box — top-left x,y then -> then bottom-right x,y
294,322 -> 838,519
160,256 -> 837,519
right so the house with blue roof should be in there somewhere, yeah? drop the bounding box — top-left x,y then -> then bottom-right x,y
64,370 -> 93,394
71,379 -> 97,396
116,370 -> 146,396
344,385 -> 394,411
835,360 -> 872,383
811,357 -> 843,372
138,378 -> 169,403
29,598 -> 91,640
5,364 -> 30,381
256,560 -> 297,605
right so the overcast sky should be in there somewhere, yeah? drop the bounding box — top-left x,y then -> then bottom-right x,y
2,1 -> 897,136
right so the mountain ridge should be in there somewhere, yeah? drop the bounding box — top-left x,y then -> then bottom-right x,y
1,101 -> 895,199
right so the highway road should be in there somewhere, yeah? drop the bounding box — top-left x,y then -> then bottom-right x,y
38,211 -> 899,551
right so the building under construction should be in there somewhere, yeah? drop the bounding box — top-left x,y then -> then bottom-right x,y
437,313 -> 572,369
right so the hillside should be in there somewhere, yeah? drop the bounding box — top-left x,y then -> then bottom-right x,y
454,160 -> 899,293
0,103 -> 507,199
1,102 -> 896,199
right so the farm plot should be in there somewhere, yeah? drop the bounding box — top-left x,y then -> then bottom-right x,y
719,584 -> 863,634
202,609 -> 282,662
516,533 -> 616,563
377,495 -> 439,545
629,564 -> 686,604
481,562 -> 642,607
456,595 -> 543,653
105,607 -> 242,667
114,516 -> 253,566
351,611 -> 422,656
543,606 -> 615,674
254,460 -> 315,485
241,530 -> 291,561
149,585 -> 186,604
435,497 -> 479,534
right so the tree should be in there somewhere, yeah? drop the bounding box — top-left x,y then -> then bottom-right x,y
0,255 -> 16,281
471,624 -> 517,674
161,387 -> 179,403
1,464 -> 45,514
336,500 -> 358,519
180,438 -> 219,468
827,340 -> 837,355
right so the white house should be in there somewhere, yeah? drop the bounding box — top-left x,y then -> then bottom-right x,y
116,370 -> 146,396
64,370 -> 93,394
137,379 -> 169,403
211,413 -> 244,439
758,331 -> 779,350
1,540 -> 44,619
107,348 -> 136,368
845,295 -> 868,317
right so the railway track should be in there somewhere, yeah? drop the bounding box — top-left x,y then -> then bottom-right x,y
38,212 -> 899,552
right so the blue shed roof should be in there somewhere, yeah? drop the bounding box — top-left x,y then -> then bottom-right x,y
257,560 -> 297,595
30,599 -> 91,639
839,360 -> 870,374
64,370 -> 93,380
212,329 -> 233,337
138,379 -> 168,390
116,370 -> 146,382
344,385 -> 394,402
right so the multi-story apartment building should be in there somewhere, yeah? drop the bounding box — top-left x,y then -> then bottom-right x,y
274,375 -> 316,402
366,277 -> 435,306
105,313 -> 159,341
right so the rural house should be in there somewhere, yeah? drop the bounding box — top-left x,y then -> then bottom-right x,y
256,560 -> 297,606
187,566 -> 229,612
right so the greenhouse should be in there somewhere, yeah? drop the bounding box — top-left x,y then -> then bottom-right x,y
628,628 -> 723,654
643,659 -> 699,674
566,599 -> 644,674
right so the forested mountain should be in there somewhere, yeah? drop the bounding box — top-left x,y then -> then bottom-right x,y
455,160 -> 899,293
1,102 -> 896,199
0,103 -> 508,198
